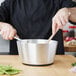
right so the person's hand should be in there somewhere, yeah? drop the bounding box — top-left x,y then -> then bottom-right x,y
52,8 -> 71,35
0,22 -> 17,40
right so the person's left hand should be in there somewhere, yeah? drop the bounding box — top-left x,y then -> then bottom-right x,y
52,8 -> 71,35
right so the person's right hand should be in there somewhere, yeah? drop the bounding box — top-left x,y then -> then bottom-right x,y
52,8 -> 71,35
0,22 -> 17,40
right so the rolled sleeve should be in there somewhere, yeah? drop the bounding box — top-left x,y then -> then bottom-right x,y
60,0 -> 76,8
60,0 -> 76,24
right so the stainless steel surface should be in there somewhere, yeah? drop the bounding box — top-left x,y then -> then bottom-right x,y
17,39 -> 58,65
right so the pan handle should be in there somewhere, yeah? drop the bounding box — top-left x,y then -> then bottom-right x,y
0,32 -> 21,40
14,36 -> 21,40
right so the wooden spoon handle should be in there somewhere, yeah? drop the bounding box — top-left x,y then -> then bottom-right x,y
48,29 -> 59,41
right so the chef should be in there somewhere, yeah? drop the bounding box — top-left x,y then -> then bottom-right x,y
0,0 -> 76,54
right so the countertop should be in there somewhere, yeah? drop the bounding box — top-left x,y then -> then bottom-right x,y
0,55 -> 76,76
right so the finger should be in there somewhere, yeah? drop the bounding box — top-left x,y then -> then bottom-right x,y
0,30 -> 8,40
59,16 -> 67,26
3,31 -> 9,40
56,18 -> 63,29
63,16 -> 69,24
2,27 -> 10,40
52,19 -> 57,35
8,30 -> 16,40
0,29 -> 6,36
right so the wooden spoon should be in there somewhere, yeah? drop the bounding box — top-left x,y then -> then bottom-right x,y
48,29 -> 59,41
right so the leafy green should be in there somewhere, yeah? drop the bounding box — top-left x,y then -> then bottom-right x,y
72,62 -> 76,67
0,65 -> 21,75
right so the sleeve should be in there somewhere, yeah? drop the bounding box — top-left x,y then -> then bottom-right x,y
60,0 -> 76,24
60,0 -> 76,8
0,0 -> 10,22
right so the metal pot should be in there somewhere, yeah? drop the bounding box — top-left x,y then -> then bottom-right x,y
17,39 -> 58,65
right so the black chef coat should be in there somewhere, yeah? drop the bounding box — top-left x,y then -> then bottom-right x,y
0,0 -> 76,55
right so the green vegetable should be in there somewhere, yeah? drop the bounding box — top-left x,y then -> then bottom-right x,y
72,62 -> 76,67
0,65 -> 21,75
